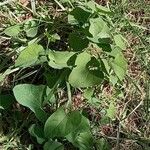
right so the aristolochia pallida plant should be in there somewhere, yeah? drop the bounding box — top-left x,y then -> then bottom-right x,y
1,1 -> 127,149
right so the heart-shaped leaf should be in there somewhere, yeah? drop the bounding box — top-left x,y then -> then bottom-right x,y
44,108 -> 90,140
69,52 -> 104,87
13,84 -> 47,122
88,17 -> 110,43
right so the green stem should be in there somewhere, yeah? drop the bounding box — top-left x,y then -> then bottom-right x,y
66,82 -> 72,110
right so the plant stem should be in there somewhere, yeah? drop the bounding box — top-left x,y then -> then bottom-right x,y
66,82 -> 72,110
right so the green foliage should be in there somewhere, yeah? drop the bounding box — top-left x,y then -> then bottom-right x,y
0,94 -> 14,109
114,34 -> 126,50
88,17 -> 110,43
44,140 -> 64,150
69,32 -> 89,51
1,0 -> 129,149
24,20 -> 38,38
15,44 -> 45,68
106,102 -> 116,120
111,52 -> 127,81
96,138 -> 110,150
48,51 -> 76,69
13,84 -> 47,122
29,124 -> 45,144
44,109 -> 91,142
4,25 -> 21,37
69,52 -> 104,87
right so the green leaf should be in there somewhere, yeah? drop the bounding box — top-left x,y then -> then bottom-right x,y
83,88 -> 100,107
68,7 -> 91,25
44,109 -> 81,138
109,75 -> 118,86
69,52 -> 104,87
109,47 -> 121,57
44,108 -> 68,138
100,116 -> 110,125
87,1 -> 112,15
48,51 -> 76,69
4,25 -> 21,37
88,97 -> 100,107
44,140 -> 64,150
69,32 -> 89,51
106,102 -> 116,120
96,138 -> 110,150
114,34 -> 126,50
101,59 -> 110,75
46,33 -> 60,42
68,132 -> 93,150
60,0 -> 76,3
111,53 -> 127,81
29,124 -> 45,144
76,132 -> 93,150
83,88 -> 94,100
0,94 -> 14,109
48,51 -> 75,69
66,116 -> 92,149
15,44 -> 45,67
13,84 -> 47,122
44,109 -> 82,138
88,17 -> 110,43
24,20 -> 38,38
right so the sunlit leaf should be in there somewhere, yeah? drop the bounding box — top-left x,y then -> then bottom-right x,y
88,17 -> 111,43
87,1 -> 112,15
111,53 -> 127,81
48,51 -> 75,69
106,102 -> 116,120
114,34 -> 126,50
69,52 -> 104,87
15,44 -> 45,67
4,25 -> 21,37
24,20 -> 38,38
